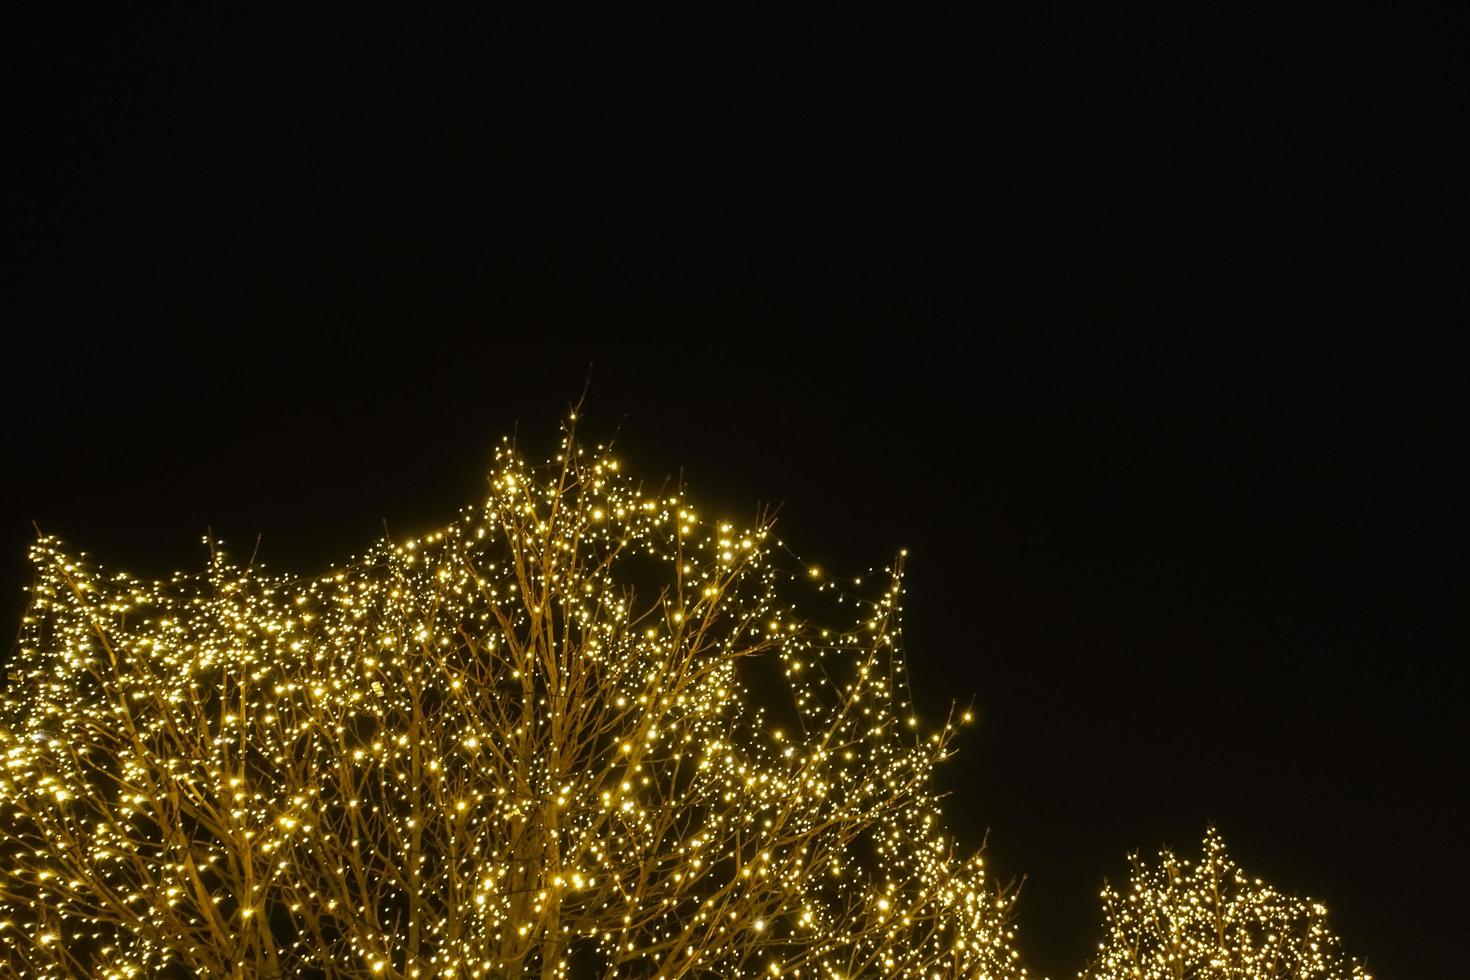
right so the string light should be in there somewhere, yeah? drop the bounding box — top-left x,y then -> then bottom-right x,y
1082,827 -> 1371,980
0,416 -> 1025,978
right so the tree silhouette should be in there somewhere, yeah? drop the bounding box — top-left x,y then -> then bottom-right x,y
1,419 -> 1025,978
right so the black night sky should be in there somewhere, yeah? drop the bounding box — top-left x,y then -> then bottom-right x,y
4,7 -> 1464,978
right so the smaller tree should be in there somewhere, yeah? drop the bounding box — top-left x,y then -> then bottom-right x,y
1081,828 -> 1370,980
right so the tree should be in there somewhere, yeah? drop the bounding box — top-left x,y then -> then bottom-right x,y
1081,828 -> 1370,980
1,420 -> 1026,979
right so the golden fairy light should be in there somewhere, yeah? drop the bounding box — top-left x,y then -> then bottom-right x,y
1081,827 -> 1371,980
1,418 -> 1026,978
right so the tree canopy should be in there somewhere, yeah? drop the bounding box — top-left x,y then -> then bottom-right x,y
1081,828 -> 1370,980
1,421 -> 1024,979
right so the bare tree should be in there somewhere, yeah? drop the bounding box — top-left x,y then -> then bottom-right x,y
1080,828 -> 1370,980
1,419 -> 1025,978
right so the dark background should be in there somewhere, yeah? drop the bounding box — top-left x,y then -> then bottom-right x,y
4,7 -> 1464,977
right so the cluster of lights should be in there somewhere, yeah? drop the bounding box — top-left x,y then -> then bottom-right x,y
1,419 -> 1026,978
1081,828 -> 1371,980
